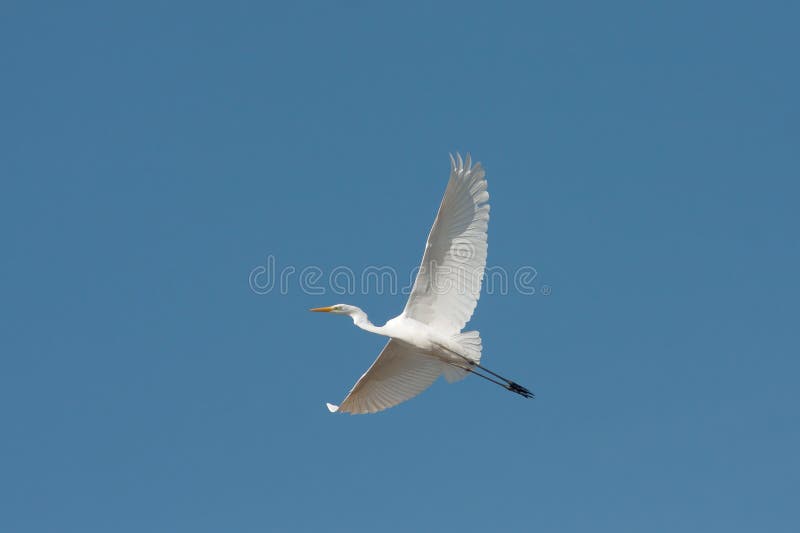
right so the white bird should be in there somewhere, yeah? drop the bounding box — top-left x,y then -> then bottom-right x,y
311,153 -> 533,414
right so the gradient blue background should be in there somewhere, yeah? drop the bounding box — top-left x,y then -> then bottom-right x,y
2,1 -> 798,532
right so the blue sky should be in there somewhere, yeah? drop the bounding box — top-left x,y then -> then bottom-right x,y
2,1 -> 798,531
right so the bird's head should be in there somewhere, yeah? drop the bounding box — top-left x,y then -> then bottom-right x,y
309,304 -> 358,316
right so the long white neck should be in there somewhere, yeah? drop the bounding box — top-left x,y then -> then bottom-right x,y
348,307 -> 384,335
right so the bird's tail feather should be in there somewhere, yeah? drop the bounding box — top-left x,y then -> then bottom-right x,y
443,331 -> 482,383
453,330 -> 482,362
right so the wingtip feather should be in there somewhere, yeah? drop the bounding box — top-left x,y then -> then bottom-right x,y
326,402 -> 339,413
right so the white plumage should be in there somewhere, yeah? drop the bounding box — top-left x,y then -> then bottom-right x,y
403,153 -> 490,334
312,153 -> 532,414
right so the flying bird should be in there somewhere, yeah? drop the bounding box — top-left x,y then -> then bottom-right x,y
312,153 -> 533,414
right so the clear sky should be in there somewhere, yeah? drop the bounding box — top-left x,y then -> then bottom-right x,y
2,1 -> 798,532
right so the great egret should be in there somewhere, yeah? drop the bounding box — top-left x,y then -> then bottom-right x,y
312,153 -> 533,414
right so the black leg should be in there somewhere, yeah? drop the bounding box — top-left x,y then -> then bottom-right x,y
445,361 -> 534,399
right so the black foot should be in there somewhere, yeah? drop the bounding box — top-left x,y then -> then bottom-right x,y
507,381 -> 535,399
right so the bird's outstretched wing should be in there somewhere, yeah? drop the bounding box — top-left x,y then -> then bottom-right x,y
327,340 -> 444,414
403,153 -> 490,334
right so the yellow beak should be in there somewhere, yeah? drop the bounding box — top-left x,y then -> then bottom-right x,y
310,306 -> 334,312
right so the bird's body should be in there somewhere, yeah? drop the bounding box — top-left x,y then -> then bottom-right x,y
312,154 -> 533,414
343,309 -> 476,366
